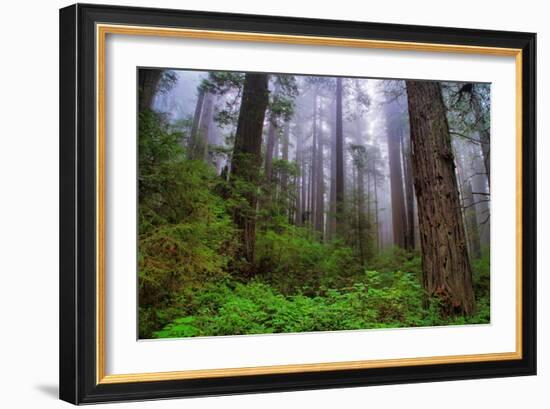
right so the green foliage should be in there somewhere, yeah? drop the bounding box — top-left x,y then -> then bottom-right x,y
369,247 -> 422,276
202,71 -> 245,94
153,316 -> 201,338
139,111 -> 182,176
202,71 -> 245,127
254,225 -> 361,295
153,266 -> 489,339
269,75 -> 299,123
269,94 -> 295,123
138,111 -> 237,337
158,70 -> 178,94
472,251 -> 490,298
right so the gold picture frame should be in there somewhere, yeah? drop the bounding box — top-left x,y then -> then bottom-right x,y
60,4 -> 536,404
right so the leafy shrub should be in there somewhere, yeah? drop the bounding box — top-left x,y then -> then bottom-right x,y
255,226 -> 361,295
472,252 -> 490,298
137,112 -> 237,337
153,269 -> 461,338
369,246 -> 421,274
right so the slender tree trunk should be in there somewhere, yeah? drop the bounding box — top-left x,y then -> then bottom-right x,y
295,125 -> 305,226
356,166 -> 366,262
480,130 -> 490,186
335,78 -> 345,236
463,180 -> 482,259
281,122 -> 290,188
314,114 -> 325,238
373,160 -> 380,252
188,87 -> 206,159
230,73 -> 269,267
295,124 -> 303,226
328,99 -> 337,240
303,156 -> 308,223
366,161 -> 371,219
401,128 -> 415,250
264,117 -> 278,182
274,135 -> 280,161
264,84 -> 281,182
354,116 -> 367,264
195,91 -> 214,161
354,166 -> 362,252
281,121 -> 290,220
454,141 -> 482,260
310,91 -> 318,230
471,90 -> 491,186
406,80 -> 475,316
471,144 -> 490,247
385,102 -> 407,248
308,146 -> 314,227
208,112 -> 225,173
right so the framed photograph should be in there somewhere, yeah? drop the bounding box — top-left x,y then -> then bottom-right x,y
59,3 -> 536,404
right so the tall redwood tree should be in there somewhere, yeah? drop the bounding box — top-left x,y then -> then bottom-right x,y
230,73 -> 270,266
335,77 -> 345,236
406,80 -> 475,316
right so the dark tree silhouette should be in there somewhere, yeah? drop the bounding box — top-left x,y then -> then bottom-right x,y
138,69 -> 162,111
335,78 -> 345,236
230,73 -> 270,267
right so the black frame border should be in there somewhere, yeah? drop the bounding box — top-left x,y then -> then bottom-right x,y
60,3 -> 536,404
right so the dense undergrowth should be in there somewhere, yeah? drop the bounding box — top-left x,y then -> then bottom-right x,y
138,111 -> 490,339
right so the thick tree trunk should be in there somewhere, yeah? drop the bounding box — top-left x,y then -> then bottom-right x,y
385,102 -> 407,248
230,73 -> 269,267
406,80 -> 475,316
138,69 -> 162,112
335,78 -> 345,236
413,195 -> 421,250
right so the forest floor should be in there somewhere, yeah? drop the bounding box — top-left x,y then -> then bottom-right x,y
145,248 -> 490,339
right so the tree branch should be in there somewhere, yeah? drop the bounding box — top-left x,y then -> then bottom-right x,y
462,198 -> 491,210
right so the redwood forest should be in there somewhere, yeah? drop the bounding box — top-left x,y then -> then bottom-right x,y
138,68 -> 491,339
